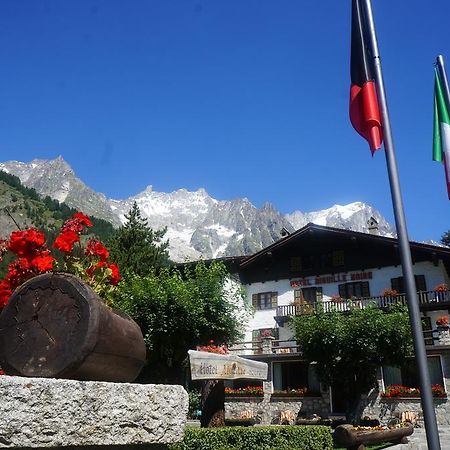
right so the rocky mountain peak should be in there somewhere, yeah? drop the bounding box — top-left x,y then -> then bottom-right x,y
0,157 -> 396,261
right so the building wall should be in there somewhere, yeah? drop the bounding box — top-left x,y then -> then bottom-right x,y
242,260 -> 448,342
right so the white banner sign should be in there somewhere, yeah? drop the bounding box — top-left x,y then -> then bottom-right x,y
188,350 -> 268,381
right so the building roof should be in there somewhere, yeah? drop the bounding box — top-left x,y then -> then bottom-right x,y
239,223 -> 450,269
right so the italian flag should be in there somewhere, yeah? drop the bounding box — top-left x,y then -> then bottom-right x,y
433,68 -> 450,199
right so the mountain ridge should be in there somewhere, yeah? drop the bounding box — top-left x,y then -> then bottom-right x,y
0,157 -> 396,261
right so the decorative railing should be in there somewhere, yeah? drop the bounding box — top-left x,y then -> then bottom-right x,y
276,290 -> 450,318
228,339 -> 301,356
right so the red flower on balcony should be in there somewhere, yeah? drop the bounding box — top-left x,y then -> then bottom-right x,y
436,316 -> 449,327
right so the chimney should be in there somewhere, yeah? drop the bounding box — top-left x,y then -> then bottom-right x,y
367,217 -> 379,235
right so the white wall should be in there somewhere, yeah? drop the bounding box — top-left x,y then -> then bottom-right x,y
241,260 -> 449,342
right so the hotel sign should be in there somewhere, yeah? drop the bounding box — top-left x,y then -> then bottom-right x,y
290,271 -> 372,288
188,350 -> 268,381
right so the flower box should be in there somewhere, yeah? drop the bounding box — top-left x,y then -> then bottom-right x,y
381,384 -> 447,399
0,272 -> 146,382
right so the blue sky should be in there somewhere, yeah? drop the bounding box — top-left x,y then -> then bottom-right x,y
0,1 -> 448,242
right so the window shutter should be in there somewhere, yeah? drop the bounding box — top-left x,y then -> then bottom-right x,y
316,287 -> 323,301
338,284 -> 346,299
361,282 -> 370,297
252,294 -> 258,308
391,277 -> 401,293
415,275 -> 427,292
252,329 -> 260,341
271,292 -> 278,308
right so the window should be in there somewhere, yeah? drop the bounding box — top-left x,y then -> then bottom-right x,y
391,275 -> 427,293
272,361 -> 320,394
383,356 -> 444,389
294,287 -> 323,304
252,292 -> 277,310
338,281 -> 370,299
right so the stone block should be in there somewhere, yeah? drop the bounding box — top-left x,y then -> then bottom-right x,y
0,375 -> 188,448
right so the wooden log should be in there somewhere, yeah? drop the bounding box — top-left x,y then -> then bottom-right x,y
334,423 -> 414,448
0,272 -> 146,382
200,380 -> 225,427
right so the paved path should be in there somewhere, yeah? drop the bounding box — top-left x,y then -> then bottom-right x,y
390,426 -> 450,449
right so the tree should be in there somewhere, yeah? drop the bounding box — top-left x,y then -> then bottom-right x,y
112,260 -> 248,383
107,202 -> 170,276
442,230 -> 450,247
292,304 -> 413,421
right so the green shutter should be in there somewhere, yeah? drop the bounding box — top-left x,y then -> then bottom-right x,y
316,287 -> 323,301
391,277 -> 401,292
415,275 -> 427,292
271,292 -> 278,308
361,282 -> 370,297
252,294 -> 258,308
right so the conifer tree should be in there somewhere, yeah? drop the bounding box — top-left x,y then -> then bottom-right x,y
107,202 -> 170,276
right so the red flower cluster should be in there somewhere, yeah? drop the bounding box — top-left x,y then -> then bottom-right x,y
225,386 -> 263,396
382,384 -> 446,398
53,212 -> 93,253
436,316 -> 449,327
197,340 -> 229,354
0,228 -> 55,307
381,288 -> 398,297
434,283 -> 448,292
0,212 -> 121,309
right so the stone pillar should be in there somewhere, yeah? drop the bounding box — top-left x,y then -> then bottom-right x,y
261,336 -> 275,354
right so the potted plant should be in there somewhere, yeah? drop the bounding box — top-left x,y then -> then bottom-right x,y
0,212 -> 146,382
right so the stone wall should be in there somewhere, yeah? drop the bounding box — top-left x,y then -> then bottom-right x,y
225,394 -> 330,425
361,354 -> 450,426
0,375 -> 188,449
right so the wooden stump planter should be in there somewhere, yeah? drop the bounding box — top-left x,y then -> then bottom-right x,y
0,272 -> 146,382
333,423 -> 414,450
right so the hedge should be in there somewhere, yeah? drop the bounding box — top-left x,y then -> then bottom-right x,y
169,425 -> 333,450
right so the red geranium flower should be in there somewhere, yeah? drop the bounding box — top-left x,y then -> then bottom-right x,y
8,229 -> 46,258
108,263 -> 121,285
0,279 -> 12,308
85,239 -> 109,261
53,231 -> 80,253
31,252 -> 54,272
73,212 -> 93,228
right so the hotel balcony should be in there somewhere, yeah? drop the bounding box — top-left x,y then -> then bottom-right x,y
274,290 -> 450,326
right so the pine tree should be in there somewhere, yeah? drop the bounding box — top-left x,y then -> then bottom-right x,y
107,202 -> 170,276
442,230 -> 450,247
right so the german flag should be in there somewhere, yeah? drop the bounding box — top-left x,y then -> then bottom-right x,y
350,0 -> 382,154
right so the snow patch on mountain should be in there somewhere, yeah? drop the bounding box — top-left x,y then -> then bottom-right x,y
0,157 -> 397,261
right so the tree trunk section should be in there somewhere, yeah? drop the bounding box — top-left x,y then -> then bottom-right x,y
0,272 -> 146,382
200,380 -> 225,427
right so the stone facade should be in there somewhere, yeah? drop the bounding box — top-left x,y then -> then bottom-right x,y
361,353 -> 450,426
0,375 -> 188,448
225,394 -> 330,425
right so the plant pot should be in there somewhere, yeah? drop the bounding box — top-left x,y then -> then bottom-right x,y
0,272 -> 146,382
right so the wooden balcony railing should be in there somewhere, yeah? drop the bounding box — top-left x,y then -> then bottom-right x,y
276,290 -> 450,319
228,339 -> 301,356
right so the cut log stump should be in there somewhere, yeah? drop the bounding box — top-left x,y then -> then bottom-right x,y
0,272 -> 146,382
334,423 -> 414,450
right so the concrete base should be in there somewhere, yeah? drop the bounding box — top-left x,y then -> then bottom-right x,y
0,376 -> 188,448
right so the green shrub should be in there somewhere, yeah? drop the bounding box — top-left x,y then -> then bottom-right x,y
169,425 -> 333,450
187,390 -> 201,419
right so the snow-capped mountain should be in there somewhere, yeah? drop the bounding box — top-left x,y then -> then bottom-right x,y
286,202 -> 395,237
0,157 -> 396,261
